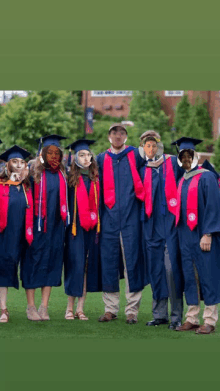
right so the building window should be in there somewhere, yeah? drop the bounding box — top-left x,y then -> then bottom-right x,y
91,91 -> 132,97
103,104 -> 111,110
115,104 -> 123,110
165,91 -> 184,97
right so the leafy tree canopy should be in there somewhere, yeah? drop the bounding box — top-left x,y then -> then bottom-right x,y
0,90 -> 84,156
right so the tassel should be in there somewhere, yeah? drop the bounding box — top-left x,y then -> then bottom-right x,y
72,185 -> 77,236
94,182 -> 100,234
68,148 -> 72,167
37,137 -> 42,157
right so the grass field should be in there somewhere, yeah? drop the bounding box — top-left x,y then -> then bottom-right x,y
1,279 -> 219,341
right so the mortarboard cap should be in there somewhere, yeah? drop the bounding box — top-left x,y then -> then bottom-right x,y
66,139 -> 96,166
202,159 -> 220,180
171,137 -> 203,151
66,139 -> 96,154
109,123 -> 127,134
36,134 -> 67,156
0,145 -> 30,162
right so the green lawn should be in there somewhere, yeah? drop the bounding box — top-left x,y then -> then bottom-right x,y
1,279 -> 219,340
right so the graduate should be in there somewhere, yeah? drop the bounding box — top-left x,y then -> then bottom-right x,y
174,137 -> 220,334
97,123 -> 146,324
141,131 -> 184,329
0,145 -> 33,323
21,135 -> 69,321
64,139 -> 101,321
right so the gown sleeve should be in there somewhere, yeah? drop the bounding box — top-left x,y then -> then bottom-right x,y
200,172 -> 220,235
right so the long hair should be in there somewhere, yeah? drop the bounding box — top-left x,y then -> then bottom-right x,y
32,146 -> 66,184
68,152 -> 99,188
0,161 -> 31,189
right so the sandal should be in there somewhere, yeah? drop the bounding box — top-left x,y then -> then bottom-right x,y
0,308 -> 9,323
65,309 -> 74,320
75,311 -> 89,321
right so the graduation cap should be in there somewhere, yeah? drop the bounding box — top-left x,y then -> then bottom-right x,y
66,139 -> 96,166
202,159 -> 220,180
0,145 -> 30,162
36,134 -> 67,156
171,137 -> 203,152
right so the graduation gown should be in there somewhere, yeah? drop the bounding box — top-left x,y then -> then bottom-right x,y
158,155 -> 184,299
140,163 -> 168,300
64,174 -> 102,297
177,169 -> 220,306
21,170 -> 65,288
0,185 -> 27,289
97,146 -> 145,293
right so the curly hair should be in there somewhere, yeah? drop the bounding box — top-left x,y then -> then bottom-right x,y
68,152 -> 99,188
31,146 -> 66,184
0,160 -> 31,189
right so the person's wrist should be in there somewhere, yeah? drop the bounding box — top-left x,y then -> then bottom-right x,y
204,233 -> 212,237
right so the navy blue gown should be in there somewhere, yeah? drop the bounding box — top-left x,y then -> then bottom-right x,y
140,163 -> 168,301
97,146 -> 146,293
158,156 -> 184,300
21,170 -> 65,289
0,185 -> 27,289
178,169 -> 220,306
64,174 -> 102,297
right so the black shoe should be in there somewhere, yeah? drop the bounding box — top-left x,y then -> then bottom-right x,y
168,321 -> 181,330
146,319 -> 169,326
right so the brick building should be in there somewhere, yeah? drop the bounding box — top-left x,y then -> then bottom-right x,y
82,90 -> 220,140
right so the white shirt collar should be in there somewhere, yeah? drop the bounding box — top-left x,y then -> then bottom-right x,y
146,156 -> 156,162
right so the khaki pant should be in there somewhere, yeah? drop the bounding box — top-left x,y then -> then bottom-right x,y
102,233 -> 142,319
184,263 -> 218,327
186,304 -> 218,327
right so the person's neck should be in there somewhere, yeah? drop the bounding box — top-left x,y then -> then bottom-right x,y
146,155 -> 156,161
80,168 -> 89,175
110,144 -> 126,154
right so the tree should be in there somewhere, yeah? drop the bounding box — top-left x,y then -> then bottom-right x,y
212,137 -> 220,172
128,91 -> 171,153
174,94 -> 191,134
180,106 -> 213,153
194,97 -> 212,138
0,91 -> 84,156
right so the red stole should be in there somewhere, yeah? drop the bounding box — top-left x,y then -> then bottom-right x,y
144,168 -> 153,218
0,182 -> 33,245
34,169 -> 68,232
164,157 -> 178,215
176,173 -> 202,230
76,176 -> 100,231
103,148 -> 145,209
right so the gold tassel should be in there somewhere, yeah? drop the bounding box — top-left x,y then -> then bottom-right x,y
72,185 -> 77,236
94,182 -> 100,234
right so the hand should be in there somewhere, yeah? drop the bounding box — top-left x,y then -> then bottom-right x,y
200,235 -> 212,252
10,172 -> 21,181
